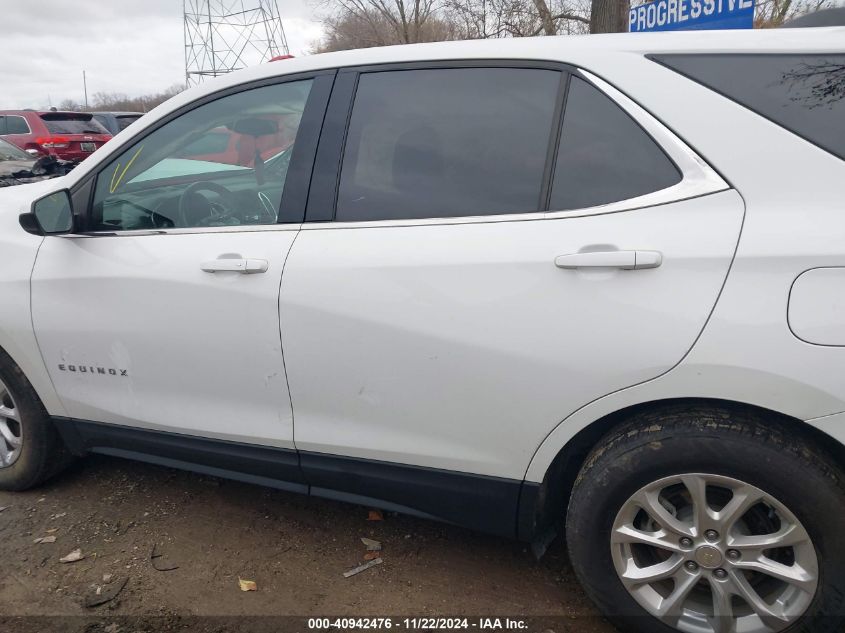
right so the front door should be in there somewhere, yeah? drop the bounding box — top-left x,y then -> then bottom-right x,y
31,74 -> 329,464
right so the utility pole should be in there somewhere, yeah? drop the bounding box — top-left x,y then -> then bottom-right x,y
83,70 -> 89,109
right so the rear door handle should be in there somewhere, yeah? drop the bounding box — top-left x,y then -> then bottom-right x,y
201,256 -> 268,274
554,250 -> 662,270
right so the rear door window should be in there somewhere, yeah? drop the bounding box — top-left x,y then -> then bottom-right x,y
336,67 -> 561,222
40,114 -> 110,135
652,54 -> 845,161
549,76 -> 681,211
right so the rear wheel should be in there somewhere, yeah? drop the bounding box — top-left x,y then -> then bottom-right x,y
565,405 -> 845,633
0,349 -> 70,490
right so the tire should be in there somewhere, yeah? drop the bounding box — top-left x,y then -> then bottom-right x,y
565,404 -> 845,633
0,348 -> 71,491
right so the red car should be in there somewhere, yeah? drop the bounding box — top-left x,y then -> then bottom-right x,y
0,110 -> 111,163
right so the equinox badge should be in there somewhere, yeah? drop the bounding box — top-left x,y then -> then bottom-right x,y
58,364 -> 128,377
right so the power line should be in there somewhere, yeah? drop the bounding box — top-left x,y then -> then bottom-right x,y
184,0 -> 290,87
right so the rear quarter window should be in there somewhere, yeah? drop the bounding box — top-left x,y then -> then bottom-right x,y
652,54 -> 845,161
550,76 -> 681,211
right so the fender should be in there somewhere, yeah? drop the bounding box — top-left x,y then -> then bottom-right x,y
0,180 -> 67,416
524,362 -> 845,485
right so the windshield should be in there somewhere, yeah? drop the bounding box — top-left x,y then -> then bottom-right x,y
0,138 -> 32,162
40,113 -> 110,135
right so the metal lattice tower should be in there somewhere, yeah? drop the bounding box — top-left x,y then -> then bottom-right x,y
184,0 -> 289,87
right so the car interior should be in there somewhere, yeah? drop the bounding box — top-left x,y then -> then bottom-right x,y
88,83 -> 308,232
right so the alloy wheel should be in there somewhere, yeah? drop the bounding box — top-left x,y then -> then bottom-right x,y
0,377 -> 22,468
611,473 -> 818,633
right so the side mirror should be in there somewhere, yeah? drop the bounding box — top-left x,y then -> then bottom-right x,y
19,189 -> 74,236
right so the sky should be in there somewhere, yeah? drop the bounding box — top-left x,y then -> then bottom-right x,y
0,1 -> 325,110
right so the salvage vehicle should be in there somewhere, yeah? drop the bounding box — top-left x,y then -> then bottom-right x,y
0,138 -> 73,187
0,110 -> 111,162
1,27 -> 844,633
90,111 -> 144,136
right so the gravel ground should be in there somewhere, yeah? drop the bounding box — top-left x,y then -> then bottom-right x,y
0,455 -> 616,633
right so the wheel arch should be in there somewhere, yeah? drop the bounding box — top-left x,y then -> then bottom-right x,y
0,339 -> 63,417
518,397 -> 845,544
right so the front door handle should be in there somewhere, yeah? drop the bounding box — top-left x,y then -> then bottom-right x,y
554,250 -> 662,270
201,256 -> 268,274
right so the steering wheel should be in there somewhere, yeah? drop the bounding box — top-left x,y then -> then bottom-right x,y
178,181 -> 238,228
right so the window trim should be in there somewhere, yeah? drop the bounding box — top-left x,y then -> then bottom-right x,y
59,222 -> 302,239
71,69 -> 336,235
302,60 -> 727,229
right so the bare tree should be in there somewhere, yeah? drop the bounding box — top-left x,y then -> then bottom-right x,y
88,84 -> 185,113
443,0 -> 589,38
755,0 -> 835,27
780,59 -> 845,107
57,99 -> 82,112
315,6 -> 458,51
315,0 -> 593,49
532,0 -> 591,34
316,0 -> 839,52
49,85 -> 185,113
315,0 -> 453,50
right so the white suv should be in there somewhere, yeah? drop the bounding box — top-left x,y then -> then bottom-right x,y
1,28 -> 844,633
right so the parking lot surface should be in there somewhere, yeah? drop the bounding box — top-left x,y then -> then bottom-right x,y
0,455 -> 614,633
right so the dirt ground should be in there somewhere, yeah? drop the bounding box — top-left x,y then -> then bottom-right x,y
0,455 -> 616,633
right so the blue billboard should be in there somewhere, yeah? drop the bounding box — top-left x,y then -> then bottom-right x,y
629,0 -> 755,32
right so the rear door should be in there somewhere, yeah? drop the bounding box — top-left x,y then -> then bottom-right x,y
280,64 -> 743,495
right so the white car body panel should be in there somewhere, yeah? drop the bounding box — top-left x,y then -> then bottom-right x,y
283,191 -> 744,478
0,27 -> 841,492
522,37 -> 845,481
0,179 -> 67,416
30,226 -> 300,448
788,268 -> 845,346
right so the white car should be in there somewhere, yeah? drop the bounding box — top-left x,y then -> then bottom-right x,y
1,27 -> 844,633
